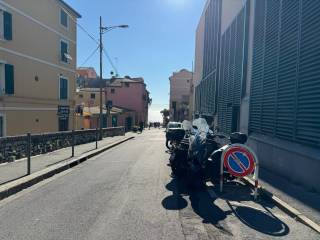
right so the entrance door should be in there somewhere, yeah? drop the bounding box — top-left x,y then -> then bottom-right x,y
125,117 -> 132,131
59,118 -> 69,131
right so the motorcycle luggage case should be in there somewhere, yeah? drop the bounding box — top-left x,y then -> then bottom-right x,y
229,132 -> 248,144
166,128 -> 185,142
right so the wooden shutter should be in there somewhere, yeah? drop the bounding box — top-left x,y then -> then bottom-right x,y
4,11 -> 12,40
5,64 -> 14,94
60,78 -> 68,99
60,41 -> 68,62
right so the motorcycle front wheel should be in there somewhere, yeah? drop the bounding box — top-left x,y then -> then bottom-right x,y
166,139 -> 173,149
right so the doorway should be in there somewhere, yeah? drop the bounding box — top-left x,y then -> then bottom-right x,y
59,118 -> 69,131
126,117 -> 133,131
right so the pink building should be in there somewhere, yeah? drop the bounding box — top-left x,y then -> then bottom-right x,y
76,67 -> 98,79
105,77 -> 150,128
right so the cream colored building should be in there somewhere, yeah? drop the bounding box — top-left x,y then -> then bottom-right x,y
0,0 -> 81,136
169,69 -> 193,122
75,88 -> 106,130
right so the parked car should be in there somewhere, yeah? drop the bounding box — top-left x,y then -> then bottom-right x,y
165,122 -> 184,149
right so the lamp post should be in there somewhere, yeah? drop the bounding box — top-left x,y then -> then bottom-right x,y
99,16 -> 128,139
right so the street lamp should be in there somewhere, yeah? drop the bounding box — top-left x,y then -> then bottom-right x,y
99,17 -> 129,140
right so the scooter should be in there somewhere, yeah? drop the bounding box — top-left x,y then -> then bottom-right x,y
169,118 -> 248,187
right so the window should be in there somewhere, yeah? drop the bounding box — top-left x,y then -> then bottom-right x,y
0,115 -> 4,137
111,89 -> 115,94
0,10 -> 12,40
60,40 -> 69,63
106,100 -> 113,109
90,93 -> 95,99
172,101 -> 176,109
0,63 -> 14,95
112,116 -> 118,127
60,9 -> 68,28
59,77 -> 68,99
0,63 -> 4,95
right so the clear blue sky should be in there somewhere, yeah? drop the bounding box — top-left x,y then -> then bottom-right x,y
65,0 -> 206,121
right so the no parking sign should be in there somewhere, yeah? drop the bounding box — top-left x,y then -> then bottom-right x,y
220,144 -> 259,200
223,146 -> 255,177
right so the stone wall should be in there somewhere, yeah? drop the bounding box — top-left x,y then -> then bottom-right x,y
0,127 -> 125,163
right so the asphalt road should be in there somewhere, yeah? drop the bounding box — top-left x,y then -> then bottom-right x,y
0,129 -> 318,240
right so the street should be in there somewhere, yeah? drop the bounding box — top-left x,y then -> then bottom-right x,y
0,130 -> 318,240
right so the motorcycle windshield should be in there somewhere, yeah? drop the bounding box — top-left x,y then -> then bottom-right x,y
192,118 -> 209,134
182,120 -> 192,131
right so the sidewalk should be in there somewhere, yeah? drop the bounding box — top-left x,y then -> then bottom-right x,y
257,167 -> 320,225
0,132 -> 135,186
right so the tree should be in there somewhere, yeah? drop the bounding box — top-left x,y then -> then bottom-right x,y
160,109 -> 170,126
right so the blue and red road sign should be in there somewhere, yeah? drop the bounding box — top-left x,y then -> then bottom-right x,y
223,146 -> 255,177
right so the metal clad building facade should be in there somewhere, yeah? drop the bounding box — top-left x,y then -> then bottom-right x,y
218,2 -> 250,134
195,0 -> 221,117
194,0 -> 320,190
249,0 -> 320,148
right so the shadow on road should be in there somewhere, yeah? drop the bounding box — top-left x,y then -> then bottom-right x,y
162,178 -> 232,234
227,201 -> 290,236
162,178 -> 290,237
215,182 -> 290,236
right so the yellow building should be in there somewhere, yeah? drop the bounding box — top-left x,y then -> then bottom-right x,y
75,88 -> 106,130
0,0 -> 81,136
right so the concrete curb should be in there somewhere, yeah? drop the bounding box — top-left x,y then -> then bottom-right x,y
0,136 -> 134,201
242,176 -> 320,234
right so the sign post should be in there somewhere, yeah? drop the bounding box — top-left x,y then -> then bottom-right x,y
220,144 -> 259,200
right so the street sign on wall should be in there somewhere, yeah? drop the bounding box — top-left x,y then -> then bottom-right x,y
57,105 -> 70,120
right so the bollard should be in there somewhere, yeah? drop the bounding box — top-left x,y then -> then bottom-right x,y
71,130 -> 75,157
27,133 -> 31,175
95,128 -> 98,149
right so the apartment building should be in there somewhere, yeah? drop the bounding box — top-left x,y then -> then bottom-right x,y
194,0 -> 320,191
169,69 -> 193,122
76,67 -> 98,87
105,77 -> 150,127
0,0 -> 80,136
75,88 -> 106,129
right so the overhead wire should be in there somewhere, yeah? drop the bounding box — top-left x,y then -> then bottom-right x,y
55,0 -> 119,74
79,45 -> 100,67
103,48 -> 119,76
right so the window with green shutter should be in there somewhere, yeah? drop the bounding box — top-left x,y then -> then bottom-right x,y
60,40 -> 68,63
5,64 -> 14,95
0,116 -> 3,137
60,9 -> 68,28
59,77 -> 68,100
3,11 -> 12,40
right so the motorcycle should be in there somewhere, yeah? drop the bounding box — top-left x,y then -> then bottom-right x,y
169,118 -> 248,187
